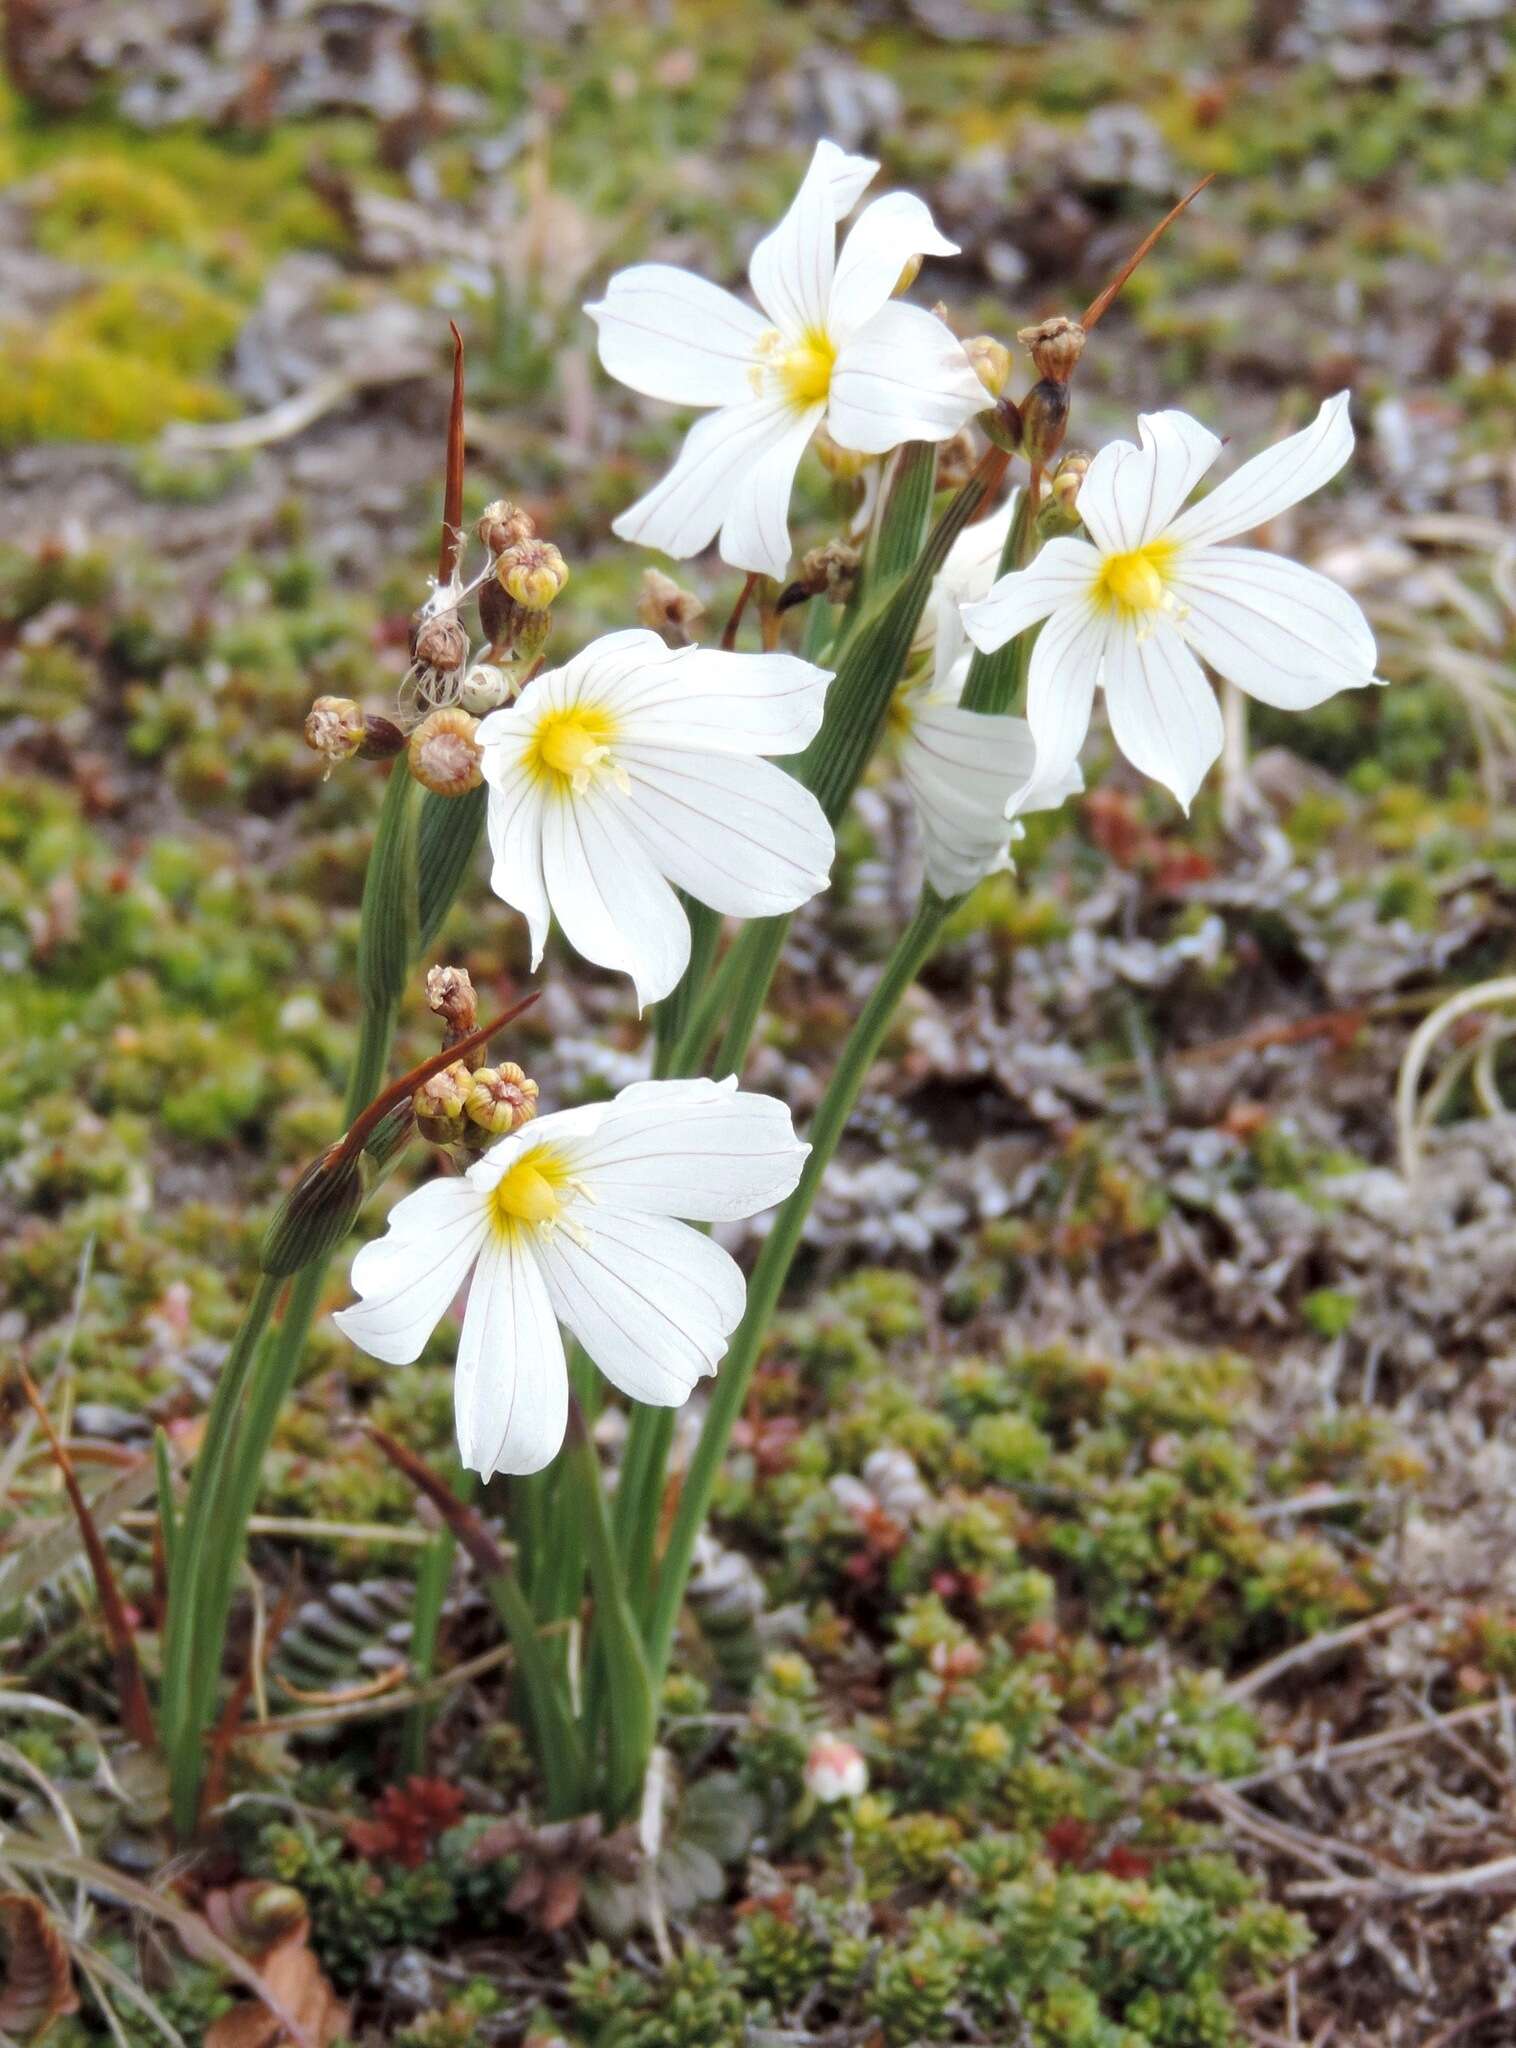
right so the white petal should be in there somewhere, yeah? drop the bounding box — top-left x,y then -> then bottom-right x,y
717,401 -> 825,578
541,786 -> 690,1010
616,745 -> 834,919
482,760 -> 551,969
333,1178 -> 488,1367
585,265 -> 767,408
1013,596 -> 1107,811
827,301 -> 986,453
748,138 -> 877,336
1077,409 -> 1223,554
902,701 -> 1039,897
828,191 -> 958,344
572,1077 -> 808,1219
611,397 -> 805,569
454,1229 -> 567,1478
961,535 -> 1101,654
1102,615 -> 1224,812
1171,546 -> 1380,710
538,1206 -> 747,1407
1165,392 -> 1355,550
926,495 -> 1018,693
607,644 -> 832,757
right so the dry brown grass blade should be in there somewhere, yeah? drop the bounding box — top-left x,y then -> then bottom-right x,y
0,1890 -> 80,2035
437,321 -> 466,587
1079,174 -> 1216,332
16,1370 -> 156,1750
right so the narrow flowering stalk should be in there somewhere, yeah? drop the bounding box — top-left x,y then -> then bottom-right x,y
588,139 -> 984,578
646,892 -> 952,1687
667,441 -> 1012,1080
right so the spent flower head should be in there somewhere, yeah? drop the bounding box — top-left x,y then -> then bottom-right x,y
408,706 -> 483,797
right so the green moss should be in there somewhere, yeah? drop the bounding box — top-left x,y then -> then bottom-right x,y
0,328 -> 233,447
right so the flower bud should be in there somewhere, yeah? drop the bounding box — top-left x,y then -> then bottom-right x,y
637,568 -> 705,644
260,1148 -> 365,1277
476,499 -> 536,556
459,661 -> 517,715
1019,378 -> 1070,467
1017,315 -> 1086,385
498,539 -> 569,612
978,395 -> 1023,455
412,613 -> 470,675
964,334 -> 1012,399
804,1735 -> 868,1804
425,965 -> 477,1042
413,1058 -> 473,1145
812,427 -> 871,483
407,707 -> 482,797
465,1063 -> 539,1136
1038,449 -> 1092,537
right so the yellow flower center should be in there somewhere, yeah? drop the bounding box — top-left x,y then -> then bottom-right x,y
527,705 -> 619,795
489,1146 -> 571,1238
1096,541 -> 1175,615
755,326 -> 837,410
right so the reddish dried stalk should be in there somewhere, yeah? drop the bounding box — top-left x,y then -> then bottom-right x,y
1079,174 -> 1215,332
18,1370 -> 156,1748
437,322 -> 467,587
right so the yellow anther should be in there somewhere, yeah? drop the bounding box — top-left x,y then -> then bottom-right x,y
1097,543 -> 1173,615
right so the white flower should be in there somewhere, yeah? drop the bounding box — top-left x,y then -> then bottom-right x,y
334,1078 -> 808,1478
961,394 -> 1382,813
916,494 -> 1018,696
478,629 -> 834,1010
891,491 -> 1081,898
586,138 -> 987,580
892,650 -> 1082,898
804,1735 -> 868,1804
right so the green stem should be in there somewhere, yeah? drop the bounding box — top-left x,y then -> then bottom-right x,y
160,1271 -> 281,1835
645,890 -> 953,1685
614,1405 -> 675,1621
482,1568 -> 589,1818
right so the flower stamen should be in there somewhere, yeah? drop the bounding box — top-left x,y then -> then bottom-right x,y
1096,541 -> 1176,615
527,706 -> 623,795
489,1147 -> 577,1238
754,326 -> 836,411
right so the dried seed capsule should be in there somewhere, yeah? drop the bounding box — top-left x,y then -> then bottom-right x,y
407,706 -> 483,797
412,613 -> 470,675
476,498 -> 536,555
1017,315 -> 1086,384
